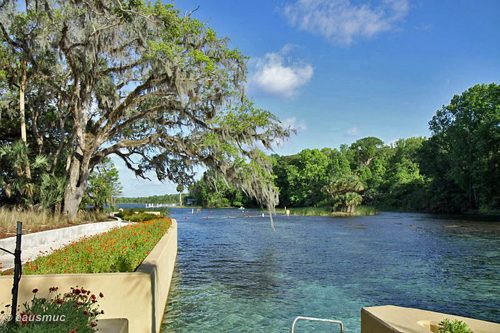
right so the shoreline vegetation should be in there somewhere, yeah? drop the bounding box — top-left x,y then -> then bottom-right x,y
270,205 -> 378,217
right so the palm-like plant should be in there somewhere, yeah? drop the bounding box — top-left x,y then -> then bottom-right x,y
345,192 -> 363,213
0,140 -> 50,206
323,174 -> 364,213
176,184 -> 184,206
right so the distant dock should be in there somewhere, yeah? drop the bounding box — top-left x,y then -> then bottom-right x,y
145,203 -> 178,208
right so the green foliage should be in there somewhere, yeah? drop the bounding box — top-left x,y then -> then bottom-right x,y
425,83 -> 500,212
437,319 -> 473,333
0,141 -> 65,209
188,170 -> 256,208
349,137 -> 384,169
324,174 -> 364,213
0,286 -> 104,332
23,218 -> 171,274
272,149 -> 331,207
81,158 -> 122,212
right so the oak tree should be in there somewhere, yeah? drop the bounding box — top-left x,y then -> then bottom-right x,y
0,0 -> 291,225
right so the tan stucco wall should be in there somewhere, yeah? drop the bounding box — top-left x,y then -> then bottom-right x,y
0,219 -> 177,333
361,305 -> 500,333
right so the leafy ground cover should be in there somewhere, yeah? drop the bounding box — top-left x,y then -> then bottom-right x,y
437,319 -> 473,333
20,217 -> 171,274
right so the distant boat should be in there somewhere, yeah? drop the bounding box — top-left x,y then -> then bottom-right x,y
238,206 -> 245,210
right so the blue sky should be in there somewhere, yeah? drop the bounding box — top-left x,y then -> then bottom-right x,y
115,0 -> 500,197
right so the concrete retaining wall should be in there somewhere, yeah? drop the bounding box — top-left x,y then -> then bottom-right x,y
361,305 -> 500,333
0,219 -> 177,333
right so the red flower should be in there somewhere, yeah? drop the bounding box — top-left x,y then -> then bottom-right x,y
99,292 -> 104,298
90,322 -> 98,327
101,310 -> 105,314
83,310 -> 88,316
69,330 -> 76,333
73,288 -> 81,295
91,294 -> 96,300
49,286 -> 58,292
32,288 -> 38,293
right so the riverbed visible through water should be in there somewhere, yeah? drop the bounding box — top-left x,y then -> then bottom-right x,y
160,209 -> 500,332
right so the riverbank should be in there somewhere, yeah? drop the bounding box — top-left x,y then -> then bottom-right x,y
374,204 -> 500,217
271,205 -> 378,217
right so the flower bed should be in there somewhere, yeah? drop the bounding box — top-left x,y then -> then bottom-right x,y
23,217 -> 172,274
1,286 -> 105,332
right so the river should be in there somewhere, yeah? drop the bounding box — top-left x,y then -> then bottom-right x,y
161,209 -> 500,332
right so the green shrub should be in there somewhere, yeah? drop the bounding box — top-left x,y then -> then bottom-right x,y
124,213 -> 159,222
115,209 -> 162,222
437,319 -> 473,333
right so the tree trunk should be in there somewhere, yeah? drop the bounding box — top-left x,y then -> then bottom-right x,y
179,192 -> 182,206
20,59 -> 31,180
62,154 -> 91,218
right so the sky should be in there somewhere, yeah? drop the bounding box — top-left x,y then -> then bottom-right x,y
115,0 -> 500,197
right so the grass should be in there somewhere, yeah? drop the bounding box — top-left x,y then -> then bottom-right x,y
0,207 -> 109,239
271,205 -> 379,217
354,205 -> 378,215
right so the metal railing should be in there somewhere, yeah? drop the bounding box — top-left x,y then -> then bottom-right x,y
0,221 -> 23,325
290,316 -> 344,333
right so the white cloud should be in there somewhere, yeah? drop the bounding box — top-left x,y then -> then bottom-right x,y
282,0 -> 410,46
345,126 -> 359,137
282,116 -> 308,132
250,45 -> 314,98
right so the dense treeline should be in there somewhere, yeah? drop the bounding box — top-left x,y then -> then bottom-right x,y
116,194 -> 183,205
188,170 -> 259,208
189,84 -> 500,213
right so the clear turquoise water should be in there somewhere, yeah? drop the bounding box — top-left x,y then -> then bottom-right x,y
161,210 -> 500,332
